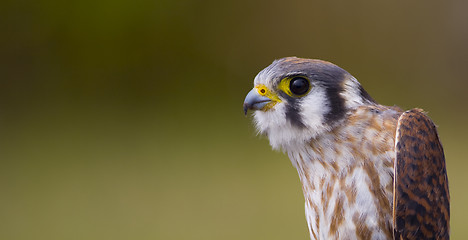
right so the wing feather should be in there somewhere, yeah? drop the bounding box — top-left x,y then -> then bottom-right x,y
393,109 -> 450,239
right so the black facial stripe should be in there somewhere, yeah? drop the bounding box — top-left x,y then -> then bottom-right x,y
308,67 -> 348,124
324,85 -> 346,123
286,102 -> 306,128
279,92 -> 306,128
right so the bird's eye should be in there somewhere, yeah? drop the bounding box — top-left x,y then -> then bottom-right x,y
289,77 -> 310,96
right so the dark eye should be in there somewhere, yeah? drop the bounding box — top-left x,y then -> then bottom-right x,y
289,77 -> 310,95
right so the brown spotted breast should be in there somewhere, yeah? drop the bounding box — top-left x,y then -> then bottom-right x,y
288,105 -> 402,240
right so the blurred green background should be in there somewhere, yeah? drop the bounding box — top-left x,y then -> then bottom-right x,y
1,0 -> 467,239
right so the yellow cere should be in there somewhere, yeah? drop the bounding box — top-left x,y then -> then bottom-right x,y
255,84 -> 282,111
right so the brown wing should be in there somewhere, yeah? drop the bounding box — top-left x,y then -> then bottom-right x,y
393,109 -> 450,240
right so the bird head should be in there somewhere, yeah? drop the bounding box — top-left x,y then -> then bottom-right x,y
244,57 -> 375,150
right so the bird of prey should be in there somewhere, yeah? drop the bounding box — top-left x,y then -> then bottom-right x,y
243,57 -> 450,240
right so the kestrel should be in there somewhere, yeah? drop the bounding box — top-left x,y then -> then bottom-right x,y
243,57 -> 450,240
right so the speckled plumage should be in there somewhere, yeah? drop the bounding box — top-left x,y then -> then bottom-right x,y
295,104 -> 400,239
244,57 -> 450,239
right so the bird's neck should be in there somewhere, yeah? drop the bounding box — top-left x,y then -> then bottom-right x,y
287,105 -> 401,239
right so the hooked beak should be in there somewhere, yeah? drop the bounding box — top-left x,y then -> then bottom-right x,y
243,88 -> 272,115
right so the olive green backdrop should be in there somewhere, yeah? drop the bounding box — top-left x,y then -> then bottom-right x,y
1,0 -> 467,239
